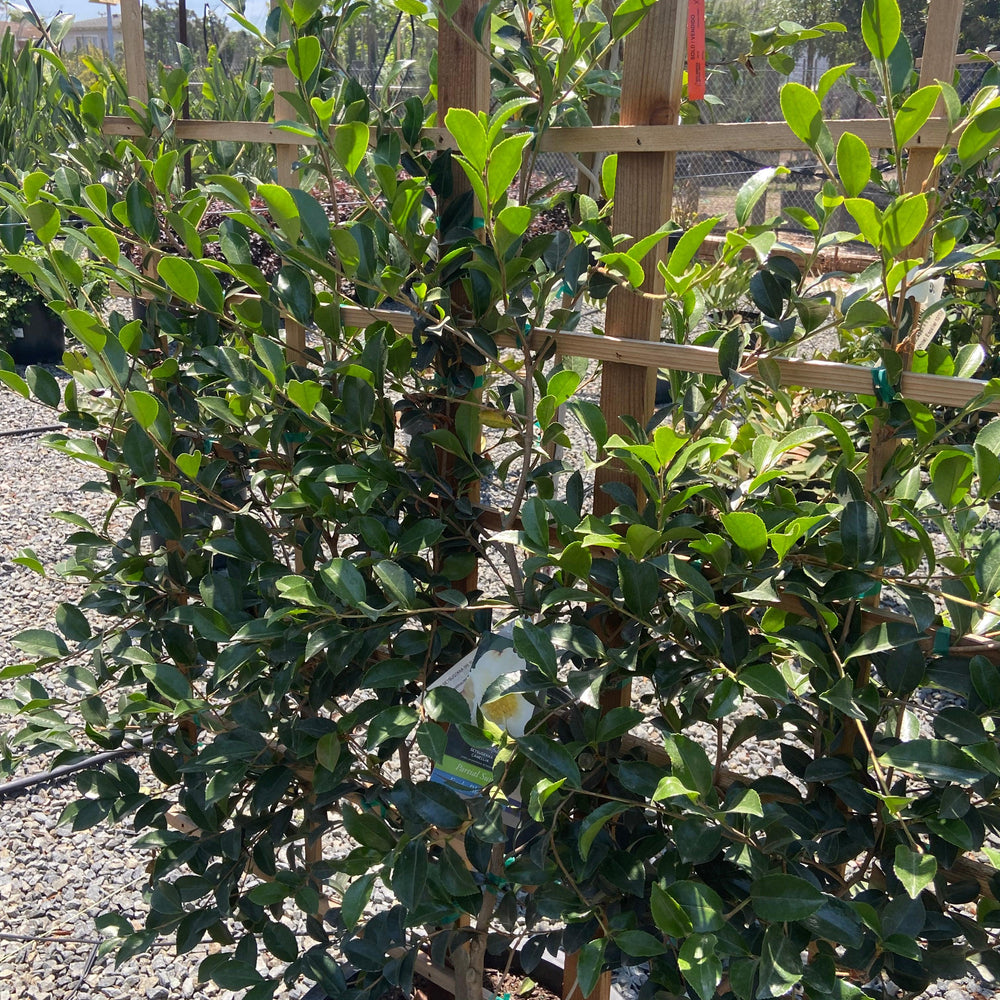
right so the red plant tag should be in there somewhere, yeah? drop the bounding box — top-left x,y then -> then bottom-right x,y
687,0 -> 706,101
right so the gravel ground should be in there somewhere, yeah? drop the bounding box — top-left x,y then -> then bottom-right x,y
0,345 -> 995,1000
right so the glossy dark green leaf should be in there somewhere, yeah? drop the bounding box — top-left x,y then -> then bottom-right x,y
518,735 -> 581,788
751,874 -> 825,922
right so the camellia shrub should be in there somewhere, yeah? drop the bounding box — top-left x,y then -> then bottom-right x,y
4,2 -> 1000,1000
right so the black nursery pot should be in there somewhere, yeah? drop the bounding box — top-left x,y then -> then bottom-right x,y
6,298 -> 65,365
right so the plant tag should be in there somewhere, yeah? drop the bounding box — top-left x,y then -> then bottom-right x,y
687,0 -> 706,100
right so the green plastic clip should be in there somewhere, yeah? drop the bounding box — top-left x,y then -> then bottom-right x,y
560,282 -> 574,297
471,216 -> 485,230
933,626 -> 951,655
871,365 -> 894,404
472,374 -> 485,389
858,580 -> 882,599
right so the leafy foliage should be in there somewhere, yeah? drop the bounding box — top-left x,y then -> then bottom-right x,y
3,3 -> 1000,1000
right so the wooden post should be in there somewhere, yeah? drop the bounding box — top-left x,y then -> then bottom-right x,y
865,0 -> 963,495
272,1 -> 307,362
593,0 -> 688,518
119,0 -> 148,107
436,0 -> 490,596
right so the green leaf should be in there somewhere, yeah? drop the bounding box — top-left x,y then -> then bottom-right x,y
256,183 -> 300,243
25,201 -> 58,244
882,193 -> 928,256
445,108 -> 487,173
817,62 -> 854,101
316,732 -> 341,772
666,216 -> 720,276
341,873 -> 374,931
56,603 -> 91,642
333,121 -> 370,176
140,662 -> 191,702
861,0 -> 901,63
664,733 -> 713,797
840,499 -> 882,566
780,82 -> 833,160
579,801 -> 627,859
720,511 -> 767,562
513,621 -> 557,678
651,882 -> 693,937
929,449 -> 973,509
125,180 -> 158,243
321,558 -> 367,607
977,534 -> 1000,600
487,133 -> 531,205
574,938 -> 606,999
424,687 -> 470,725
751,873 -> 826,921
286,378 -> 322,415
735,167 -> 783,227
392,840 -> 428,909
667,881 -> 726,933
614,930 -> 665,959
845,198 -> 883,245
263,921 -> 298,963
894,845 -> 937,899
287,35 -> 321,83
518,735 -> 581,788
25,365 -> 60,408
678,933 -> 722,1000
894,85 -> 941,147
618,558 -> 659,618
877,739 -> 985,785
125,390 -> 162,433
374,560 -> 417,608
836,132 -> 871,198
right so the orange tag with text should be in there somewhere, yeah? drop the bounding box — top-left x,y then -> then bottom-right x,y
687,0 -> 706,101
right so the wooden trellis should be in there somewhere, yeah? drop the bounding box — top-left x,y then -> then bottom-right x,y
98,0 -> 994,997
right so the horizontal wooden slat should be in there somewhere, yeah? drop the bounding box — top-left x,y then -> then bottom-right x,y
427,118 -> 952,153
104,116 -> 953,155
339,306 -> 1000,413
103,116 -> 316,145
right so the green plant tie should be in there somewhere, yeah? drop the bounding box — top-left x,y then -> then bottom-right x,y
471,216 -> 485,230
871,365 -> 894,404
484,873 -> 508,891
560,282 -> 574,296
472,375 -> 484,389
933,627 -> 951,655
503,855 -> 516,867
858,580 -> 882,598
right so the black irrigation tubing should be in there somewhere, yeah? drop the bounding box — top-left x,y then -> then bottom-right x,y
0,738 -> 152,802
0,424 -> 65,438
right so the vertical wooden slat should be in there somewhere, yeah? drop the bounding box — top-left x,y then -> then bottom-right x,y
272,2 -> 307,361
593,0 -> 688,518
865,0 -> 963,494
119,0 -> 148,107
437,0 -> 490,595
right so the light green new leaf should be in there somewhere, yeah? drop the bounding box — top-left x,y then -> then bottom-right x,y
735,167 -> 785,227
445,107 -> 487,173
257,183 -> 300,243
861,0 -> 901,63
894,85 -> 941,147
882,193 -> 928,256
780,82 -> 834,161
666,216 -> 720,276
287,36 -> 321,84
487,133 -> 531,205
333,121 -> 370,176
158,256 -> 199,303
836,132 -> 871,198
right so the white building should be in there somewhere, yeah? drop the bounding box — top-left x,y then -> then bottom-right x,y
62,11 -> 121,54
